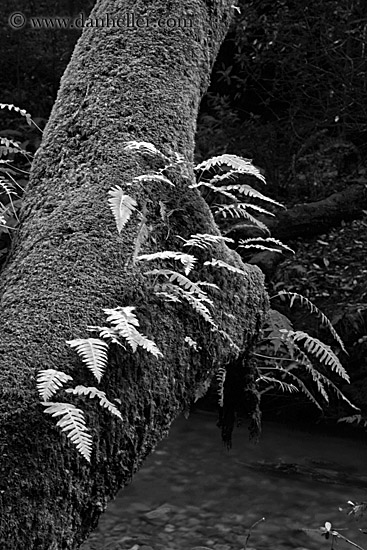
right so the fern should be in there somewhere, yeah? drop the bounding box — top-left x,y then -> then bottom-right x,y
218,184 -> 284,208
86,325 -> 125,347
123,140 -> 169,161
155,283 -> 217,327
36,369 -> 73,401
137,250 -> 197,276
216,365 -> 226,407
280,329 -> 348,381
66,338 -> 109,383
194,154 -> 266,184
213,204 -> 271,233
184,336 -> 199,350
257,374 -> 298,394
41,402 -> 93,462
204,258 -> 247,278
133,173 -> 174,186
108,187 -> 137,234
65,386 -> 122,420
146,269 -> 213,303
274,290 -> 346,353
103,306 -> 162,357
239,237 -> 295,254
0,103 -> 33,126
180,233 -> 234,250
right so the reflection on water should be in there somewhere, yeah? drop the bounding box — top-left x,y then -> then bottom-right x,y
82,412 -> 367,550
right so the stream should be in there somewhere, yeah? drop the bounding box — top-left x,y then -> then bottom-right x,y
81,411 -> 367,550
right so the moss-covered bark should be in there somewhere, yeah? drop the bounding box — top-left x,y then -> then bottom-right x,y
0,1 -> 268,548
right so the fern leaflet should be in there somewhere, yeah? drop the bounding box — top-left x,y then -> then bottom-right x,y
133,173 -> 174,186
180,233 -> 234,250
137,250 -> 197,275
280,330 -> 348,381
65,386 -> 122,420
275,291 -> 346,353
194,154 -> 266,184
66,338 -> 109,383
103,306 -> 162,357
239,237 -> 295,254
108,186 -> 137,234
123,140 -> 169,161
204,258 -> 247,278
37,369 -> 73,402
41,402 -> 93,462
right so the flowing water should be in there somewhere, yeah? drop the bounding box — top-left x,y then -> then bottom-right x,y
82,412 -> 367,550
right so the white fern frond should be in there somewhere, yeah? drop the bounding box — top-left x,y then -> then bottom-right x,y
146,269 -> 212,304
194,154 -> 266,184
214,205 -> 270,233
275,291 -> 346,353
123,141 -> 168,161
65,385 -> 122,420
108,187 -> 137,234
0,103 -> 33,126
239,238 -> 295,254
87,325 -> 125,347
156,283 -> 217,327
36,369 -> 73,402
281,330 -> 348,381
133,173 -> 174,186
103,306 -> 162,357
155,291 -> 182,303
66,338 -> 109,383
216,366 -> 226,407
137,250 -> 197,275
181,233 -> 234,250
204,258 -> 247,278
41,402 -> 93,462
192,181 -> 239,201
258,375 -> 298,394
219,184 -> 283,207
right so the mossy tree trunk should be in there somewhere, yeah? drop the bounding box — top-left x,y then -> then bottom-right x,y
0,1 -> 268,548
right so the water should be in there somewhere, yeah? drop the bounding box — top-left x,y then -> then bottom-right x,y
82,412 -> 367,550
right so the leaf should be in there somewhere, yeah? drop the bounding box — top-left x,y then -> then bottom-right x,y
66,338 -> 109,383
123,141 -> 168,160
65,385 -> 122,420
194,154 -> 266,184
103,306 -> 163,358
137,250 -> 197,275
41,402 -> 93,462
108,187 -> 137,234
204,258 -> 247,278
181,233 -> 234,250
36,369 -> 73,401
133,173 -> 174,186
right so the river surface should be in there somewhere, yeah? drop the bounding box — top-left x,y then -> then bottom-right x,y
81,412 -> 367,550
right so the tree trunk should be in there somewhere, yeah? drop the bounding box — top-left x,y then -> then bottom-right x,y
0,1 -> 267,548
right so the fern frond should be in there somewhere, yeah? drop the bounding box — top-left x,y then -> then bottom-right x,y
191,181 -> 238,201
155,291 -> 182,303
156,283 -> 217,327
219,184 -> 283,207
41,402 -> 93,462
66,338 -> 109,383
204,258 -> 247,278
275,291 -> 346,353
181,233 -> 234,250
133,173 -> 174,186
0,103 -> 33,126
86,325 -> 125,347
281,330 -> 348,381
137,250 -> 197,275
103,306 -> 162,357
37,369 -> 73,402
214,204 -> 270,233
65,385 -> 122,420
239,237 -> 295,254
146,269 -> 212,304
123,141 -> 168,161
194,154 -> 266,184
216,366 -> 226,407
258,375 -> 298,394
108,187 -> 137,234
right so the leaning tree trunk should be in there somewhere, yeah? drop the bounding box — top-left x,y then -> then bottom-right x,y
0,1 -> 267,548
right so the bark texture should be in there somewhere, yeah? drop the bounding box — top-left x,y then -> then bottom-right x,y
0,1 -> 267,548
